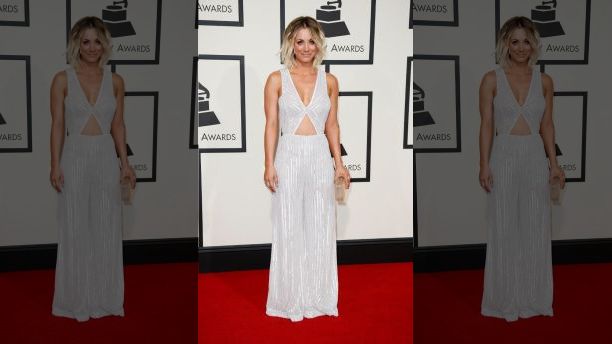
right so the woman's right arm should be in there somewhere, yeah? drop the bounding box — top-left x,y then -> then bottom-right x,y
263,71 -> 281,192
50,71 -> 67,192
479,71 -> 495,193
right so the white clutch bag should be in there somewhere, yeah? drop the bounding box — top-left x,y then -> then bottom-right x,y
121,178 -> 134,205
335,176 -> 347,204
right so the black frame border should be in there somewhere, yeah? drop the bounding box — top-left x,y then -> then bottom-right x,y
280,0 -> 377,65
196,54 -> 247,153
553,91 -> 588,183
412,0 -> 458,27
412,54 -> 462,153
189,56 -> 198,149
0,55 -> 32,153
339,91 -> 373,183
404,56 -> 413,149
125,91 -> 159,182
197,0 -> 244,27
0,0 -> 29,26
66,0 -> 163,65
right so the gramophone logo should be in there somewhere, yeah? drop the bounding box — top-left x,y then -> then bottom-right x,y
0,55 -> 31,153
412,83 -> 435,127
316,0 -> 350,38
102,0 -> 136,37
336,92 -> 372,182
198,83 -> 220,127
413,55 -> 460,153
120,92 -> 158,181
531,0 -> 564,37
68,0 -> 160,64
550,92 -> 587,182
496,0 -> 589,64
282,0 -> 374,64
197,55 -> 245,153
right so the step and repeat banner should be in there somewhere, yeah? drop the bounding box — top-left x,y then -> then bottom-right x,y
413,0 -> 612,247
0,0 -> 197,246
198,0 -> 413,247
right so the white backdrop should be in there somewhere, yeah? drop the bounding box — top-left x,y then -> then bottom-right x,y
198,0 -> 413,247
0,0 -> 198,246
413,0 -> 612,246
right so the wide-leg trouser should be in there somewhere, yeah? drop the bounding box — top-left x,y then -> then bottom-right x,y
53,134 -> 124,322
266,134 -> 338,322
482,134 -> 553,321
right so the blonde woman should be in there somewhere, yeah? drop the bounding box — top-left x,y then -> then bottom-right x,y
50,16 -> 135,321
479,16 -> 565,321
263,16 -> 350,322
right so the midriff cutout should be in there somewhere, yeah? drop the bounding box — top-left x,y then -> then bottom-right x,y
509,113 -> 531,135
80,114 -> 103,136
294,114 -> 317,136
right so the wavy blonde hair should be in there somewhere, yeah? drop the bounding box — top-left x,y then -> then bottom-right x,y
496,16 -> 541,68
67,16 -> 112,69
280,16 -> 326,70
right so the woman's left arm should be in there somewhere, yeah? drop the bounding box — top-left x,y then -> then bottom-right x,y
540,73 -> 565,188
324,73 -> 350,188
110,73 -> 136,188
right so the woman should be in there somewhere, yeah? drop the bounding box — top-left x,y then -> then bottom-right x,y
479,16 -> 565,321
50,16 -> 135,321
263,16 -> 350,322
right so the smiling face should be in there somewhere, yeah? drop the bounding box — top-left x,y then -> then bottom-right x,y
292,27 -> 319,65
507,28 -> 533,65
79,28 -> 103,64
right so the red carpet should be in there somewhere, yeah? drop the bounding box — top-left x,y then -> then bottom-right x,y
1,263 -> 197,344
199,262 -> 412,343
415,263 -> 612,343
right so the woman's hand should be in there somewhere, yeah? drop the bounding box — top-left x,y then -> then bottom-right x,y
121,164 -> 137,189
50,166 -> 64,192
479,165 -> 493,193
335,164 -> 351,189
550,165 -> 565,189
264,166 -> 278,192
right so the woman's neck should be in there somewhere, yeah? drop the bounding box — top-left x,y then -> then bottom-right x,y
506,61 -> 531,74
291,60 -> 316,74
78,60 -> 101,74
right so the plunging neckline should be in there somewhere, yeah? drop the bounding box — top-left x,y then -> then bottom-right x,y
501,67 -> 534,108
287,68 -> 319,108
74,68 -> 105,108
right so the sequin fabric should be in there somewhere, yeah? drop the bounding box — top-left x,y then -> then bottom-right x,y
481,67 -> 553,321
53,66 -> 124,321
266,68 -> 338,321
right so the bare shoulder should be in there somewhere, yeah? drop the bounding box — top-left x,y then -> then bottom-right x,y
325,72 -> 338,86
51,70 -> 67,88
267,70 -> 281,85
481,70 -> 496,86
541,72 -> 553,88
112,72 -> 125,87
111,72 -> 125,96
325,72 -> 338,94
265,70 -> 282,95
